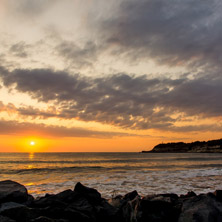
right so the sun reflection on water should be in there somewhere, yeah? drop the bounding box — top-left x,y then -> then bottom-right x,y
27,152 -> 35,169
29,152 -> 34,160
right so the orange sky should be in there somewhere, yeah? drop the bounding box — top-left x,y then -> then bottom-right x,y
0,0 -> 222,152
0,130 -> 221,152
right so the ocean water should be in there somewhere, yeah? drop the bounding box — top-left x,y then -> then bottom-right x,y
0,152 -> 222,198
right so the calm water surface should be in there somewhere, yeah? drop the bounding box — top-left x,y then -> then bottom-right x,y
0,152 -> 222,198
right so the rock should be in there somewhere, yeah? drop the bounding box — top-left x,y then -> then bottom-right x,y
0,202 -> 24,213
53,189 -> 77,203
144,193 -> 179,204
94,199 -> 119,222
120,196 -> 140,222
0,202 -> 40,222
39,206 -> 66,220
38,195 -> 95,221
64,207 -> 94,222
178,194 -> 222,222
31,216 -> 55,222
32,196 -> 67,209
30,216 -> 69,222
108,195 -> 124,208
0,215 -> 16,222
23,194 -> 35,206
180,191 -> 197,199
135,196 -> 180,222
214,190 -> 222,202
74,182 -> 102,204
31,190 -> 78,208
66,197 -> 95,218
0,180 -> 28,203
123,190 -> 138,201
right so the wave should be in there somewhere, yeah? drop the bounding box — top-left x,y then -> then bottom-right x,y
1,162 -> 222,175
174,157 -> 222,161
0,165 -> 106,175
1,156 -> 222,165
0,158 -> 172,165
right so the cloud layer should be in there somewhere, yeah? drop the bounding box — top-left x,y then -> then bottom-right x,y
0,119 -> 134,138
1,66 -> 222,131
98,0 -> 222,69
1,0 -> 222,139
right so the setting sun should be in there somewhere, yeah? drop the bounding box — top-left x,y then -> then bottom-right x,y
30,141 -> 35,146
14,137 -> 48,152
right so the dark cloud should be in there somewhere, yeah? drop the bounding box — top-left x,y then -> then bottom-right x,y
166,124 -> 222,133
56,40 -> 99,68
98,0 -> 222,69
0,119 -> 134,138
9,0 -> 58,17
1,67 -> 222,131
9,41 -> 29,58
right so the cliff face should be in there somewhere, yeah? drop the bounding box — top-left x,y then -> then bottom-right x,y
143,139 -> 222,153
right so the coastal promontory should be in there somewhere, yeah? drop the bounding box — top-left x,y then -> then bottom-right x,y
142,139 -> 222,153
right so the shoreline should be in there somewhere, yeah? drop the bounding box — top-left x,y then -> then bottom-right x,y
1,180 -> 222,222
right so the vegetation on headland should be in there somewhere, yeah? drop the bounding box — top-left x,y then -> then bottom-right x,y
142,138 -> 222,153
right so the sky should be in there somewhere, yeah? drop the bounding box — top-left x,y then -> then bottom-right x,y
0,0 -> 222,152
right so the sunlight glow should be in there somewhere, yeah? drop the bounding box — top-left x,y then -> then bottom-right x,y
30,141 -> 35,146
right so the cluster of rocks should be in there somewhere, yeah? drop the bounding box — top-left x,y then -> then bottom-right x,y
1,180 -> 222,222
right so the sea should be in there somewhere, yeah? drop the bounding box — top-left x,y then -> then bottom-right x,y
0,152 -> 222,198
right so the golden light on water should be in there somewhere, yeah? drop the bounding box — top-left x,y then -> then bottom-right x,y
29,152 -> 34,160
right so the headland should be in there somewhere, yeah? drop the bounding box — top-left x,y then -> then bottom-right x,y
142,138 -> 222,153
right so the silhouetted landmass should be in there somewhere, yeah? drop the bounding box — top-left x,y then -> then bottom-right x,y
142,138 -> 222,153
1,180 -> 222,222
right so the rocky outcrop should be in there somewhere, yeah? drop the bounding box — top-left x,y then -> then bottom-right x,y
142,138 -> 222,153
178,193 -> 222,222
0,180 -> 29,203
1,180 -> 222,222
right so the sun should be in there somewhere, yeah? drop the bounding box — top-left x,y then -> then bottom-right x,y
30,141 -> 35,146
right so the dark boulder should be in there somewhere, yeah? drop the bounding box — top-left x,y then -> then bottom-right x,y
123,190 -> 138,201
178,193 -> 222,222
64,207 -> 94,222
23,194 -> 35,206
31,189 -> 80,208
180,191 -> 197,199
144,193 -> 179,204
134,195 -> 180,222
31,193 -> 69,208
65,197 -> 95,219
214,190 -> 222,202
31,216 -> 55,222
120,196 -> 140,222
109,195 -> 125,209
30,216 -> 69,222
94,199 -> 119,222
74,182 -> 102,204
0,180 -> 28,203
38,195 -> 96,221
53,189 -> 78,203
0,215 -> 16,222
0,201 -> 40,222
